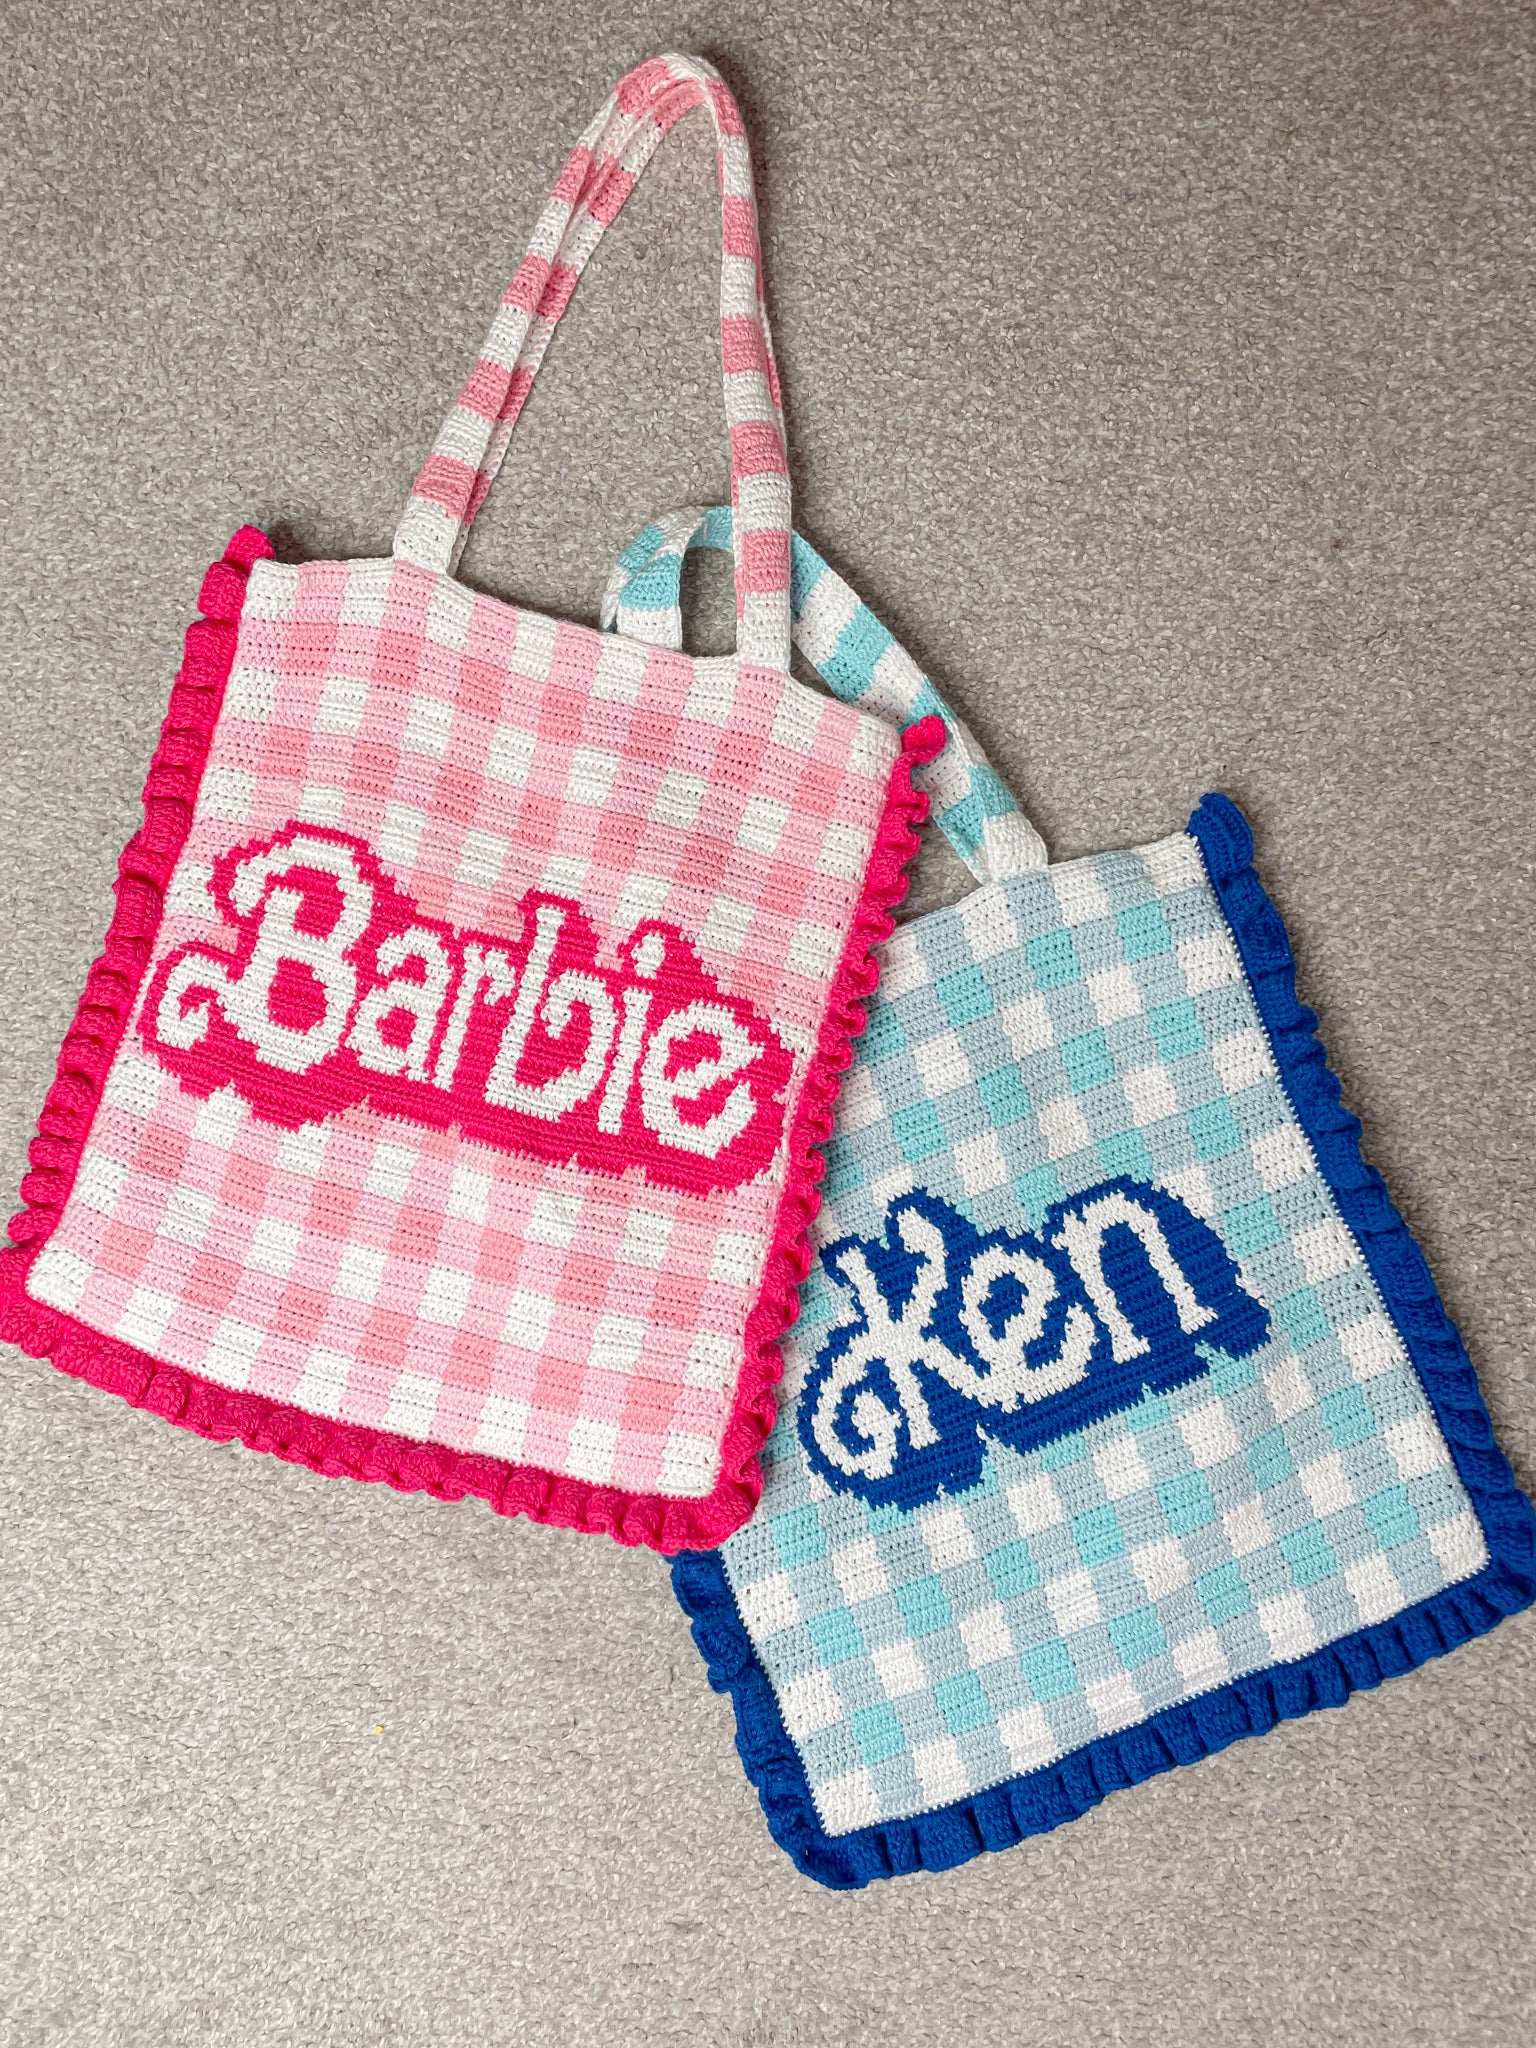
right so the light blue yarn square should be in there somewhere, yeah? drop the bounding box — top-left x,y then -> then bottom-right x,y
807,1609 -> 866,1666
935,1671 -> 995,1734
891,1100 -> 947,1164
896,1578 -> 954,1637
1020,1641 -> 1079,1703
935,964 -> 995,1027
1025,929 -> 1081,990
851,1701 -> 908,1765
1072,1505 -> 1127,1567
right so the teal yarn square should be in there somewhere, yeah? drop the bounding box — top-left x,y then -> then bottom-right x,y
935,1671 -> 995,1735
976,1063 -> 1034,1128
1281,1525 -> 1339,1590
1198,1562 -> 1253,1625
1025,929 -> 1081,990
1060,1028 -> 1115,1091
1116,900 -> 1174,961
1107,1608 -> 1167,1668
1148,998 -> 1205,1061
807,1609 -> 867,1666
1364,1485 -> 1422,1550
1072,1504 -> 1127,1567
896,1577 -> 954,1638
1020,1640 -> 1079,1703
936,964 -> 996,1027
986,1541 -> 1042,1600
892,1100 -> 947,1164
1158,1472 -> 1218,1536
851,1701 -> 908,1765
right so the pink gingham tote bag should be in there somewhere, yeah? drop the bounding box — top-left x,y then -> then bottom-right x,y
0,55 -> 939,1550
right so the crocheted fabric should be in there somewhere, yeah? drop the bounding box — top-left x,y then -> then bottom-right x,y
671,799 -> 1536,1883
0,532 -> 937,1546
0,57 -> 944,1552
601,507 -> 1046,884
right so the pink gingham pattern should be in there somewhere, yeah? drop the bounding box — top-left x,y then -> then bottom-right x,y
24,549 -> 904,1512
2,54 -> 943,1546
394,53 -> 793,670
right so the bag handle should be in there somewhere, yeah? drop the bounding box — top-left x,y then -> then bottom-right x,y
393,55 -> 793,673
601,507 -> 1048,883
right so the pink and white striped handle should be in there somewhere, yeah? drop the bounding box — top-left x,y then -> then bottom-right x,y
393,54 -> 793,671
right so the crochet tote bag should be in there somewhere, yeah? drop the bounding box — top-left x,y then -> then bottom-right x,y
607,510 -> 1536,1884
0,57 -> 939,1552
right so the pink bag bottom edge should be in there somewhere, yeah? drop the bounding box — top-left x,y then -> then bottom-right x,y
0,526 -> 943,1553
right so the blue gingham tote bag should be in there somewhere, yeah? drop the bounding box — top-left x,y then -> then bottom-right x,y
605,509 -> 1536,1888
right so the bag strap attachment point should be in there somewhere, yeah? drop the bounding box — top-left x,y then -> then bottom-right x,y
601,506 -> 1049,884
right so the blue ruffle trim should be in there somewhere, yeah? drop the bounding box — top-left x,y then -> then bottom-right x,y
671,792 -> 1536,1889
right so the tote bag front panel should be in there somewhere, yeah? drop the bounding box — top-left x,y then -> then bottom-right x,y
608,506 -> 1533,1883
692,820 -> 1496,1844
21,554 -> 901,1506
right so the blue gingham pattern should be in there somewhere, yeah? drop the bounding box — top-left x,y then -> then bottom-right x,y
717,828 -> 1487,1836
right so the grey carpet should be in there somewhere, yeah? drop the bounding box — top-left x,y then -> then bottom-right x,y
1,3 -> 1532,2043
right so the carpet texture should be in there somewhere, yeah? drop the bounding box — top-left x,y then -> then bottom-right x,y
1,3 -> 1532,2043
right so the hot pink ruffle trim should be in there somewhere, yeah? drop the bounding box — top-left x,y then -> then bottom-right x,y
0,527 -> 942,1551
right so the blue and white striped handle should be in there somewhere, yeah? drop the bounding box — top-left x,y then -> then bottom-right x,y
601,506 -> 1046,883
